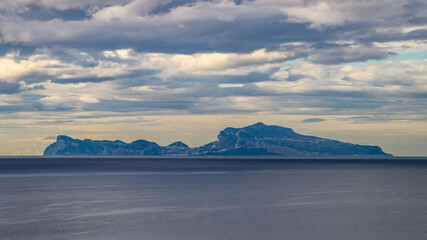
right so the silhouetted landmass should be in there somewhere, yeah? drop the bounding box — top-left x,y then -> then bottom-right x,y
43,122 -> 391,157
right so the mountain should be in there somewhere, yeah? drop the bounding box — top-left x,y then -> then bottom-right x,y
43,123 -> 392,157
190,122 -> 390,156
43,136 -> 162,156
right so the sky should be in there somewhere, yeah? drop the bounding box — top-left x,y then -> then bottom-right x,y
0,0 -> 426,156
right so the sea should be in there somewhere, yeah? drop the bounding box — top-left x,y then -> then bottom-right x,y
0,157 -> 427,240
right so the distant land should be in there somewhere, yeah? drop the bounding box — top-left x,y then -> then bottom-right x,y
44,122 -> 391,157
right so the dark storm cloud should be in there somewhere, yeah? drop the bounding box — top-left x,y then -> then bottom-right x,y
0,80 -> 20,94
357,28 -> 427,43
404,1 -> 427,23
7,17 -> 325,54
0,105 -> 33,112
410,92 -> 427,99
51,76 -> 116,84
34,47 -> 99,67
285,74 -> 305,82
0,78 -> 44,94
151,0 -> 199,14
0,44 -> 36,57
0,1 -> 368,54
16,4 -> 89,21
17,72 -> 52,84
404,29 -> 427,40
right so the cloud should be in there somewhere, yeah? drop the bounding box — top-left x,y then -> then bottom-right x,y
0,0 -> 131,11
43,135 -> 57,140
1,54 -> 424,116
92,0 -> 173,20
343,61 -> 425,87
302,118 -> 326,123
14,4 -> 89,21
0,80 -> 20,94
138,48 -> 297,77
308,45 -> 394,65
373,40 -> 427,53
1,42 -> 425,117
274,0 -> 408,28
0,49 -> 137,84
1,0 -> 423,57
0,47 -> 299,86
253,59 -> 427,115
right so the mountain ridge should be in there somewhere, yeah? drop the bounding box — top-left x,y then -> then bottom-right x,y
43,123 -> 392,157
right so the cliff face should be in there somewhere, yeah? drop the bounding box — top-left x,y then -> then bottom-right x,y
43,123 -> 391,157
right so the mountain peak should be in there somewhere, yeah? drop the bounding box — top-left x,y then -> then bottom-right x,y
57,135 -> 73,141
168,141 -> 190,148
238,122 -> 297,138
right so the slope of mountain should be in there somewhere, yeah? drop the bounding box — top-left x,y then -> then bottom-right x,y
43,123 -> 392,157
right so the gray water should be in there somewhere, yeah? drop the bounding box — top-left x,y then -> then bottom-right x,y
1,157 -> 427,240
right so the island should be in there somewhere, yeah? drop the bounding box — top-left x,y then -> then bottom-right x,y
43,122 -> 392,157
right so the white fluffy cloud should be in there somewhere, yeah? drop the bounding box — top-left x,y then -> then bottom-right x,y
0,51 -> 130,83
373,40 -> 427,53
0,47 -> 296,85
258,59 -> 427,96
265,0 -> 408,28
138,48 -> 295,76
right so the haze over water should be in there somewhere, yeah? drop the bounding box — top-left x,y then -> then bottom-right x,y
1,157 -> 427,240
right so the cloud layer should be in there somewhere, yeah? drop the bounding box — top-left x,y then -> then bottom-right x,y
0,0 -> 426,155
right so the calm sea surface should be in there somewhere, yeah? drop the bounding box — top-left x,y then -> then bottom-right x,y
0,157 -> 427,240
